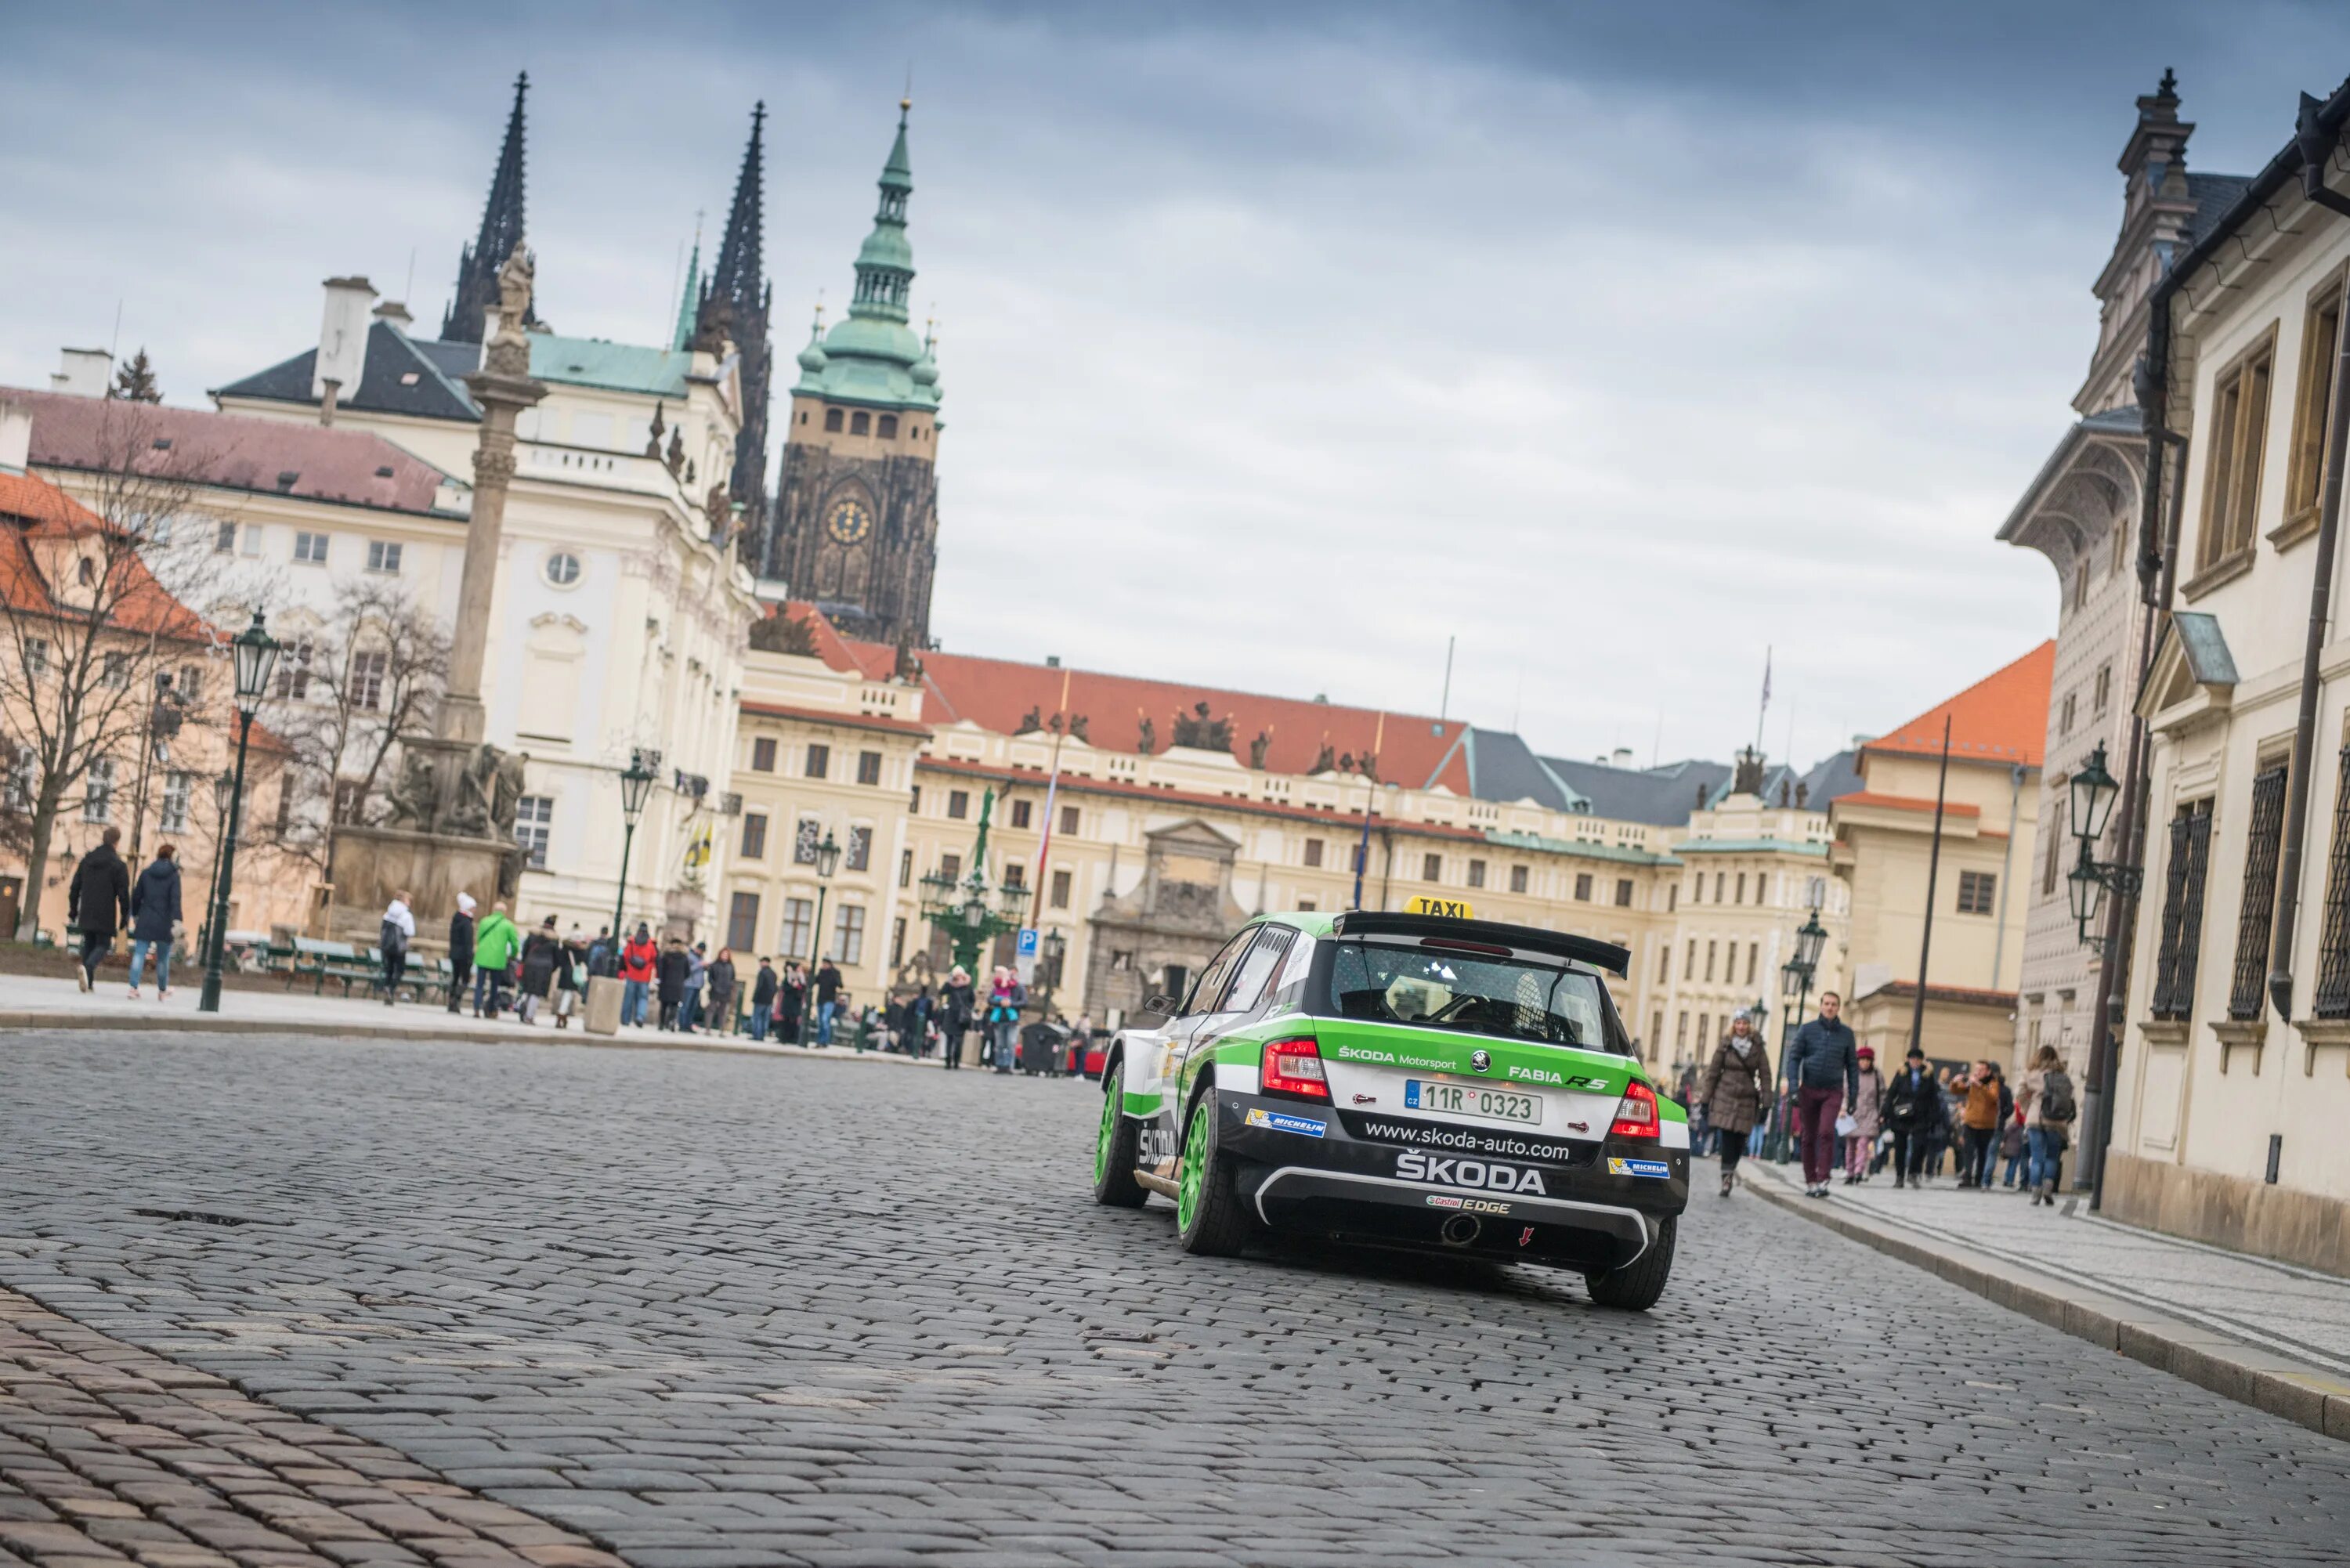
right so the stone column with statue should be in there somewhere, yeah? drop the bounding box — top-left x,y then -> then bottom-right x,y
320,247 -> 545,948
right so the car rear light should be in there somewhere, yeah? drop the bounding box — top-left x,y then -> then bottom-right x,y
1609,1078 -> 1660,1140
1261,1036 -> 1329,1102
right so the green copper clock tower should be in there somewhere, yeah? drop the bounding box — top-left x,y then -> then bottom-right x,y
764,99 -> 944,649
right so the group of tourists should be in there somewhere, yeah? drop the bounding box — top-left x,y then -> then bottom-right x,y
67,827 -> 183,999
1683,994 -> 2078,1205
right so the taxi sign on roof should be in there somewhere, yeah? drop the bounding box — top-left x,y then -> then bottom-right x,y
1402,895 -> 1475,919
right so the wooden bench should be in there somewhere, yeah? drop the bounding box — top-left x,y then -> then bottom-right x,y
284,937 -> 371,995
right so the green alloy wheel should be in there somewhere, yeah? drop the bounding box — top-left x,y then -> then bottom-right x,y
1175,1091 -> 1249,1255
1092,1064 -> 1146,1208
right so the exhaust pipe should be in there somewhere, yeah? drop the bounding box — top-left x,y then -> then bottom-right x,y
1439,1213 -> 1481,1246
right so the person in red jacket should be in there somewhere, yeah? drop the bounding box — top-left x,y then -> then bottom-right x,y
620,923 -> 658,1027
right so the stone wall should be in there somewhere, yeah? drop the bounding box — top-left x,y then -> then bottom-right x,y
2103,1151 -> 2350,1279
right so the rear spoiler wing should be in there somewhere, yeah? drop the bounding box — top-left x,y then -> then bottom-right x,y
1329,911 -> 1631,978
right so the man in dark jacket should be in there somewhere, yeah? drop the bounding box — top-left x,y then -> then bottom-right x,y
656,938 -> 692,1031
938,966 -> 974,1069
1880,1045 -> 1940,1187
1785,991 -> 1860,1198
67,827 -> 132,992
446,894 -> 477,1013
750,958 -> 778,1042
126,842 -> 182,999
814,958 -> 843,1046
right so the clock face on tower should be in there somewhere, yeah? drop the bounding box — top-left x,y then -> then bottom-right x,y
826,495 -> 873,546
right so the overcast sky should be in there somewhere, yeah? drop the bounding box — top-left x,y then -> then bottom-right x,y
7,2 -> 2349,771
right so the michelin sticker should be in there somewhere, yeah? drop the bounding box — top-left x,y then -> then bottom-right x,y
1607,1157 -> 1672,1180
1246,1107 -> 1328,1139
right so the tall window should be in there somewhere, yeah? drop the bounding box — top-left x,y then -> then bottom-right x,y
332,779 -> 366,824
780,897 -> 813,959
5,743 -> 35,811
2041,798 -> 2067,898
1011,799 -> 1032,829
1060,804 -> 1079,835
1956,870 -> 1998,915
1734,873 -> 1746,904
81,757 -> 114,823
349,649 -> 387,710
2287,277 -> 2345,526
294,531 -> 330,565
794,816 -> 821,864
948,789 -> 969,819
1684,940 -> 1696,981
273,640 -> 313,700
159,770 -> 192,833
1574,873 -> 1593,901
1050,868 -> 1072,909
1657,945 -> 1670,985
2059,693 -> 2077,736
2151,800 -> 2214,1021
1614,878 -> 1634,907
214,519 -> 237,555
847,825 -> 873,872
2197,336 -> 2275,571
728,891 -> 760,952
1422,852 -> 1442,881
849,411 -> 870,436
102,652 -> 128,689
1303,839 -> 1324,868
804,743 -> 830,780
750,736 -> 776,772
1512,865 -> 1530,894
2228,762 -> 2290,1020
824,408 -> 844,433
2312,744 -> 2350,1019
739,812 -> 768,859
514,795 -> 553,868
1466,858 -> 1487,889
1745,941 -> 1759,985
857,750 -> 883,786
899,847 -> 913,883
939,852 -> 962,882
1713,872 -> 1724,901
1003,862 -> 1025,889
366,540 -> 403,573
877,414 -> 898,439
831,904 -> 866,964
23,638 -> 47,677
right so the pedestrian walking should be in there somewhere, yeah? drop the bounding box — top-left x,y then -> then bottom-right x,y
814,956 -> 843,1045
1784,992 -> 1859,1198
985,966 -> 1027,1072
656,938 -> 691,1030
1882,1046 -> 1939,1186
125,843 -> 182,999
677,941 -> 706,1032
909,985 -> 936,1058
776,959 -> 807,1042
620,923 -> 657,1026
2018,1045 -> 2077,1205
750,957 -> 778,1042
517,916 -> 560,1024
554,927 -> 586,1028
1842,1045 -> 1884,1185
446,893 -> 477,1013
939,964 -> 975,1070
472,901 -> 520,1018
1695,1012 -> 1771,1197
1957,1062 -> 2002,1189
585,925 -> 616,979
66,826 -> 131,991
706,948 -> 738,1037
378,890 -> 416,1005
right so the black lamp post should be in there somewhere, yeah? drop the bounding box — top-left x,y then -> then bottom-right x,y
611,748 -> 659,944
2065,741 -> 2134,946
1766,906 -> 1830,1162
800,830 -> 842,1044
197,768 -> 233,959
197,611 -> 280,1013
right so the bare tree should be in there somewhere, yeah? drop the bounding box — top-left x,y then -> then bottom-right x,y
0,404 -> 258,939
255,577 -> 450,876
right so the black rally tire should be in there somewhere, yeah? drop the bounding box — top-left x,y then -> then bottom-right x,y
1584,1214 -> 1677,1311
1091,1061 -> 1148,1209
1175,1089 -> 1252,1257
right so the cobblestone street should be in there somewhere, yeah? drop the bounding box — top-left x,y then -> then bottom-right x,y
2,1031 -> 2345,1566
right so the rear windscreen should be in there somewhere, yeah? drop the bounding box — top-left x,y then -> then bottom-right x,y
1318,939 -> 1626,1053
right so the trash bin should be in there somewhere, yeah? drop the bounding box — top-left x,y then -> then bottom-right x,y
1020,1020 -> 1071,1077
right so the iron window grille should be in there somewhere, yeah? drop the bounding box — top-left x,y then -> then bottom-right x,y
2227,763 -> 2289,1019
2313,744 -> 2350,1017
2150,800 -> 2214,1021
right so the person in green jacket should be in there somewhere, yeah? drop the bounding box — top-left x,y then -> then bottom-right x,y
473,901 -> 521,1019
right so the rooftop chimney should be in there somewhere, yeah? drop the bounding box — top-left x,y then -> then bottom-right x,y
0,399 -> 31,475
1611,746 -> 1633,768
372,298 -> 414,330
313,276 -> 377,424
51,348 -> 111,399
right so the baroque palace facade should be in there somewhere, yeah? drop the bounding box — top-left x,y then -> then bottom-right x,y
725,605 -> 1861,1073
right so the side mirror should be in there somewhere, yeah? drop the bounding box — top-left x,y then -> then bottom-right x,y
1141,993 -> 1178,1018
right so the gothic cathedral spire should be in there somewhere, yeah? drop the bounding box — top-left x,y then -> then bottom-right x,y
698,103 -> 773,544
441,72 -> 534,345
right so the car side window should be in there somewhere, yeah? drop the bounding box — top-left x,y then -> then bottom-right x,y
1217,926 -> 1295,1017
1181,928 -> 1257,1017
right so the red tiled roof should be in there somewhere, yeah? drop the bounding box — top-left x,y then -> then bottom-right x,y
5,388 -> 456,516
1864,642 -> 2055,769
916,755 -> 1492,843
1857,979 -> 2018,1009
740,699 -> 931,738
1832,791 -> 1983,819
776,602 -> 1474,792
0,470 -> 211,640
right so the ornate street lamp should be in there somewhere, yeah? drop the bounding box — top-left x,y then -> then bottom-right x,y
800,829 -> 842,1044
610,748 -> 660,944
197,768 -> 233,959
197,611 -> 280,1013
2066,741 -> 2138,945
914,788 -> 1033,977
1766,906 -> 1831,1162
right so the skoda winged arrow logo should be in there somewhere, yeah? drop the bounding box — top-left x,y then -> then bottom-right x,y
1470,1050 -> 1491,1074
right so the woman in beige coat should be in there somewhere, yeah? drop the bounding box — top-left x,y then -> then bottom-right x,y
1696,1013 -> 1773,1197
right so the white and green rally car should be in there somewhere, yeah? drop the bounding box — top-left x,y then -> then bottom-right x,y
1090,905 -> 1690,1310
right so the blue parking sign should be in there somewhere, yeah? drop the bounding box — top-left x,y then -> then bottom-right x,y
1016,927 -> 1039,959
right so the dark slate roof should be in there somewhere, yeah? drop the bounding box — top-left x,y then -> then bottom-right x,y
213,320 -> 482,422
1456,729 -> 1585,811
1799,748 -> 1864,808
2185,172 -> 2254,243
1540,756 -> 1734,826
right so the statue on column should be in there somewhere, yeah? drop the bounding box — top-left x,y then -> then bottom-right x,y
486,245 -> 535,377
